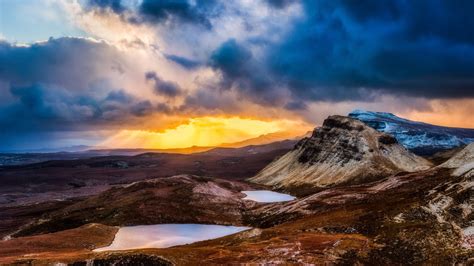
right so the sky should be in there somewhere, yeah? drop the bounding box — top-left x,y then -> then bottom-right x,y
0,0 -> 473,151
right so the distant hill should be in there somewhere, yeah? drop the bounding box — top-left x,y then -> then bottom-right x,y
89,131 -> 309,155
0,139 -> 297,206
0,131 -> 307,166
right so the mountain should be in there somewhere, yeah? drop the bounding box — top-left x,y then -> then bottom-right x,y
85,146 -> 215,156
250,115 -> 431,190
349,110 -> 474,155
198,139 -> 297,157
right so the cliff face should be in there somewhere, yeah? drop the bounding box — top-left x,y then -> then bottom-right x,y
250,115 -> 432,189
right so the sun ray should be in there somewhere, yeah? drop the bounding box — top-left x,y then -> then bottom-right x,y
99,116 -> 311,149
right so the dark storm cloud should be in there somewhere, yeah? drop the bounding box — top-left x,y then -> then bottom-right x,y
284,101 -> 308,111
84,0 -> 474,103
137,0 -> 220,28
87,0 -> 125,13
105,89 -> 133,103
213,0 -> 474,103
145,71 -> 184,98
265,0 -> 297,9
1,84 -> 66,133
0,37 -> 124,90
0,83 -> 154,132
131,100 -> 154,117
165,54 -> 201,70
210,39 -> 252,86
86,0 -> 222,28
0,37 -> 169,149
0,83 -> 156,151
209,39 -> 283,106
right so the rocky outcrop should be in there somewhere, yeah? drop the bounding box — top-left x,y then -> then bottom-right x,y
440,143 -> 474,177
250,115 -> 432,189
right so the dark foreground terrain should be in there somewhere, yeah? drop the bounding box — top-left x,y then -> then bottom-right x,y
0,166 -> 472,264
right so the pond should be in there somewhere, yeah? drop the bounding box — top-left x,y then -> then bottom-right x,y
242,190 -> 296,203
94,224 -> 251,251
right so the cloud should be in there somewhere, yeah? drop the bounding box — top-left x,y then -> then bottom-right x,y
79,0 -> 474,105
105,89 -> 133,103
145,71 -> 184,98
265,0 -> 474,100
181,88 -> 239,114
165,54 -> 201,70
137,0 -> 220,28
210,39 -> 252,83
284,100 -> 308,111
3,0 -> 474,150
0,83 -> 157,131
209,39 -> 287,106
0,37 -> 125,90
0,37 -> 180,149
203,0 -> 474,105
87,0 -> 125,13
130,100 -> 154,117
265,0 -> 297,9
85,0 -> 222,29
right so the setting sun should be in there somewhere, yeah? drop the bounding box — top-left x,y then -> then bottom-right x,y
99,116 -> 310,149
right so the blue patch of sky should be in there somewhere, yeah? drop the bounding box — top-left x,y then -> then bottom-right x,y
0,0 -> 88,43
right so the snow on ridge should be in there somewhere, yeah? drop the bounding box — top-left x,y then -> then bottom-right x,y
349,109 -> 474,153
349,109 -> 421,124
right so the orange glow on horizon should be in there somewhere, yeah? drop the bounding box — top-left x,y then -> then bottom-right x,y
99,116 -> 311,149
403,99 -> 474,129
